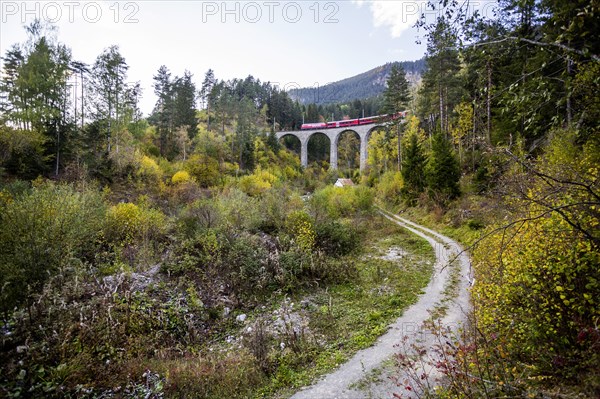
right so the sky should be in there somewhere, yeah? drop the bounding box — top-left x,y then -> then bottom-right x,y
0,0 -> 471,115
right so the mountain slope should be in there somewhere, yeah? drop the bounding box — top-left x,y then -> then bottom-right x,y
289,59 -> 425,105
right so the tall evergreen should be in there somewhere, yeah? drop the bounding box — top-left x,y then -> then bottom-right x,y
0,21 -> 73,176
418,17 -> 464,136
87,45 -> 129,154
426,133 -> 461,204
151,67 -> 198,158
151,65 -> 173,157
383,64 -> 410,115
173,70 -> 198,139
383,64 -> 411,171
401,134 -> 427,204
200,69 -> 215,130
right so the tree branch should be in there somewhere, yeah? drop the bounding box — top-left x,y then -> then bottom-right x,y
469,36 -> 600,62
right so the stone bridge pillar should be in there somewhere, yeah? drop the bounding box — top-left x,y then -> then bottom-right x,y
300,137 -> 308,168
328,132 -> 339,170
360,133 -> 369,173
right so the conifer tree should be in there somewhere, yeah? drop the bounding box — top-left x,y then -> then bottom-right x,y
383,63 -> 411,170
401,133 -> 427,204
200,69 -> 215,130
426,133 -> 461,204
383,64 -> 410,114
418,17 -> 463,136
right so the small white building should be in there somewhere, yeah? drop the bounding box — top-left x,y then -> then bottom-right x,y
334,178 -> 355,188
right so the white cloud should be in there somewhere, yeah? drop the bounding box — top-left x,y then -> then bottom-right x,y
353,0 -> 425,38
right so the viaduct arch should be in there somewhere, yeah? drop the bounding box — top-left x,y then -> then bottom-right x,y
276,123 -> 389,173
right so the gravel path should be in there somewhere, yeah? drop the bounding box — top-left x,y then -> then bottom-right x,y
290,211 -> 472,399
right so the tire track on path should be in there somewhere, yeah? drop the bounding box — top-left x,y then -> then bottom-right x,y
290,211 -> 472,399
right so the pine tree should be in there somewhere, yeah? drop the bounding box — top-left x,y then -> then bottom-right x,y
401,133 -> 427,204
266,130 -> 280,153
200,69 -> 215,131
426,133 -> 461,204
383,63 -> 411,171
87,45 -> 129,154
418,17 -> 463,136
383,64 -> 410,115
151,65 -> 173,157
173,70 -> 197,140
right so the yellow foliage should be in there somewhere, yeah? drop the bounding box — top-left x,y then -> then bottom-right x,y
172,170 -> 192,185
368,130 -> 397,174
105,202 -> 167,245
472,129 -> 600,373
402,115 -> 428,148
238,168 -> 278,196
137,155 -> 163,181
285,210 -> 315,251
0,190 -> 13,206
376,171 -> 404,204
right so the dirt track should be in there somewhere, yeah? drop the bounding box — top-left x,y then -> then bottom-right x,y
290,211 -> 472,399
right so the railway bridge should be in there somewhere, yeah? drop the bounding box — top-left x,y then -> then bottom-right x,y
276,122 -> 394,172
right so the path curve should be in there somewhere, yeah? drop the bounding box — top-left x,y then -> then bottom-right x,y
290,211 -> 472,399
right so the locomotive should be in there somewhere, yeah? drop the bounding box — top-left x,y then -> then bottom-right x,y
300,111 -> 406,130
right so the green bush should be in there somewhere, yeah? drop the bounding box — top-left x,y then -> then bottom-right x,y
256,187 -> 303,233
218,188 -> 263,231
177,198 -> 222,238
167,229 -> 222,275
315,220 -> 360,257
375,171 -> 404,205
278,249 -> 310,287
224,234 -> 270,297
0,126 -> 49,178
0,181 -> 105,312
311,185 -> 374,220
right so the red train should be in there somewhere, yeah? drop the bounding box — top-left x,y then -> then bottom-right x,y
300,111 -> 406,130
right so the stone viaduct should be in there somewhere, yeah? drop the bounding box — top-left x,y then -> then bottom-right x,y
276,122 -> 391,172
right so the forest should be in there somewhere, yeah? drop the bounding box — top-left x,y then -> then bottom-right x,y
0,0 -> 599,397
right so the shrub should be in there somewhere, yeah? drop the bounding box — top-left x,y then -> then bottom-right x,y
0,126 -> 49,178
238,168 -> 278,197
0,182 -> 105,312
104,202 -> 167,246
472,130 -> 600,381
256,187 -> 303,233
376,171 -> 404,205
137,155 -> 163,182
310,185 -> 374,220
172,170 -> 192,184
353,185 -> 374,213
224,234 -> 270,296
185,154 -> 222,188
284,210 -> 316,251
167,229 -> 222,275
315,220 -> 360,257
311,186 -> 354,219
278,249 -> 310,287
218,188 -> 263,231
177,198 -> 222,238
